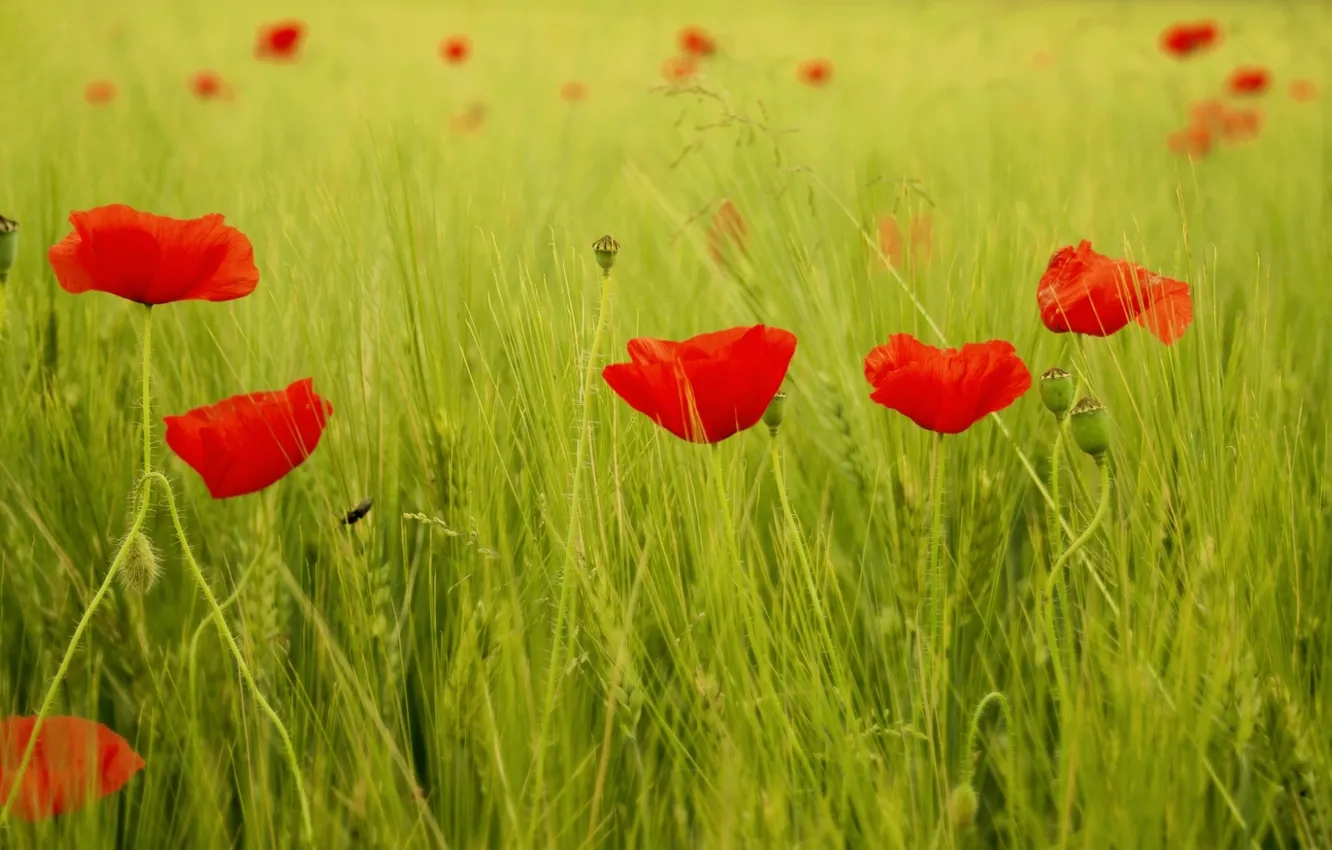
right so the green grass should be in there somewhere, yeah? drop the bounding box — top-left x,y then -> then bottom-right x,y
2,0 -> 1329,846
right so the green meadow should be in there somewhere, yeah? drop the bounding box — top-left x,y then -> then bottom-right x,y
1,0 -> 1328,846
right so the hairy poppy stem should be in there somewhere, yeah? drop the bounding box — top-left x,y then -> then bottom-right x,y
959,691 -> 1011,787
1043,456 -> 1112,699
1047,423 -> 1065,550
146,471 -> 314,843
530,251 -> 615,840
0,474 -> 154,827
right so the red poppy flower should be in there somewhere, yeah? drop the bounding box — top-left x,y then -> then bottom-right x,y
1167,122 -> 1214,158
1038,240 -> 1193,345
560,81 -> 587,102
48,205 -> 259,306
1,715 -> 145,822
797,58 -> 833,87
189,70 -> 233,101
1220,106 -> 1263,143
1189,98 -> 1227,130
707,199 -> 748,265
679,26 -> 717,58
255,20 -> 305,62
1159,21 -> 1220,58
440,35 -> 471,65
1228,66 -> 1271,96
602,325 -> 796,444
877,215 -> 933,267
84,80 -> 117,105
661,55 -> 698,83
864,335 -> 1031,435
1289,78 -> 1318,102
164,378 -> 332,499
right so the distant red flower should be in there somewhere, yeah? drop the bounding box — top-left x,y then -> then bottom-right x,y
1038,240 -> 1193,345
877,215 -> 933,267
0,715 -> 144,822
560,81 -> 588,102
165,378 -> 332,499
797,58 -> 833,87
864,335 -> 1031,434
1189,98 -> 1227,130
48,204 -> 259,306
190,70 -> 233,101
661,55 -> 698,82
679,26 -> 716,58
1228,66 -> 1271,96
440,35 -> 471,65
84,80 -> 117,105
1289,78 -> 1318,102
1167,122 -> 1214,158
449,102 -> 487,133
707,199 -> 748,265
1220,106 -> 1263,143
1159,20 -> 1220,58
255,20 -> 305,62
602,325 -> 796,444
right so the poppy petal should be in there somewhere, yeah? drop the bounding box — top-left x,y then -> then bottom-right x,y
865,335 -> 1030,434
1134,276 -> 1194,344
1,716 -> 144,822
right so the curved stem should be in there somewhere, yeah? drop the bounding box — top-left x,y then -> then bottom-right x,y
147,471 -> 313,843
1043,456 -> 1112,698
530,265 -> 613,841
959,691 -> 1012,786
188,555 -> 261,710
141,306 -> 153,481
0,476 -> 154,826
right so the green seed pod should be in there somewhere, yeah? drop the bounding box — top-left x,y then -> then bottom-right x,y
1039,367 -> 1074,419
119,530 -> 161,594
592,234 -> 619,274
762,391 -> 787,435
947,783 -> 979,829
0,214 -> 18,283
1069,396 -> 1110,458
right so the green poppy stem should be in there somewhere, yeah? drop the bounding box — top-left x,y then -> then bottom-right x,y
0,474 -> 154,827
530,259 -> 614,841
1047,422 -> 1065,551
958,691 -> 1012,786
146,470 -> 313,844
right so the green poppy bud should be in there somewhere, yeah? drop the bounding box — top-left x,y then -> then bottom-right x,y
1069,397 -> 1110,458
1039,367 -> 1074,419
592,234 -> 619,274
0,215 -> 18,283
119,530 -> 161,594
947,783 -> 979,829
762,391 -> 787,435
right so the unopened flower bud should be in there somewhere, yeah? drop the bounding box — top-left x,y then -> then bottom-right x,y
947,783 -> 979,829
1069,397 -> 1110,458
0,215 -> 18,283
592,234 -> 619,274
763,391 -> 787,435
1039,367 -> 1074,419
119,530 -> 161,594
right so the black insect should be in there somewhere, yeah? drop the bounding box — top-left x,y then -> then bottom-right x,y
341,498 -> 374,525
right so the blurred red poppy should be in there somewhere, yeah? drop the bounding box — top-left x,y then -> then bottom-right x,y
679,26 -> 716,58
1038,240 -> 1193,345
0,715 -> 144,822
602,325 -> 796,444
661,56 -> 698,82
877,215 -> 933,267
255,20 -> 305,62
440,35 -> 471,65
48,205 -> 259,306
1167,122 -> 1214,158
164,378 -> 332,499
1220,106 -> 1263,143
1159,21 -> 1219,58
190,70 -> 233,101
1288,78 -> 1318,102
560,81 -> 587,102
707,199 -> 748,265
449,102 -> 486,133
797,58 -> 833,87
864,335 -> 1031,434
84,80 -> 117,105
1228,66 -> 1271,96
1189,98 -> 1227,130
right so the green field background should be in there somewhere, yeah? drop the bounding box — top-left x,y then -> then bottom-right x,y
1,0 -> 1329,847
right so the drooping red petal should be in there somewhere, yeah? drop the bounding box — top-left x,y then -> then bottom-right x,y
1,716 -> 144,822
1037,240 -> 1192,344
164,378 -> 332,498
602,325 -> 796,443
1134,275 -> 1194,345
48,205 -> 259,305
864,335 -> 1030,434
